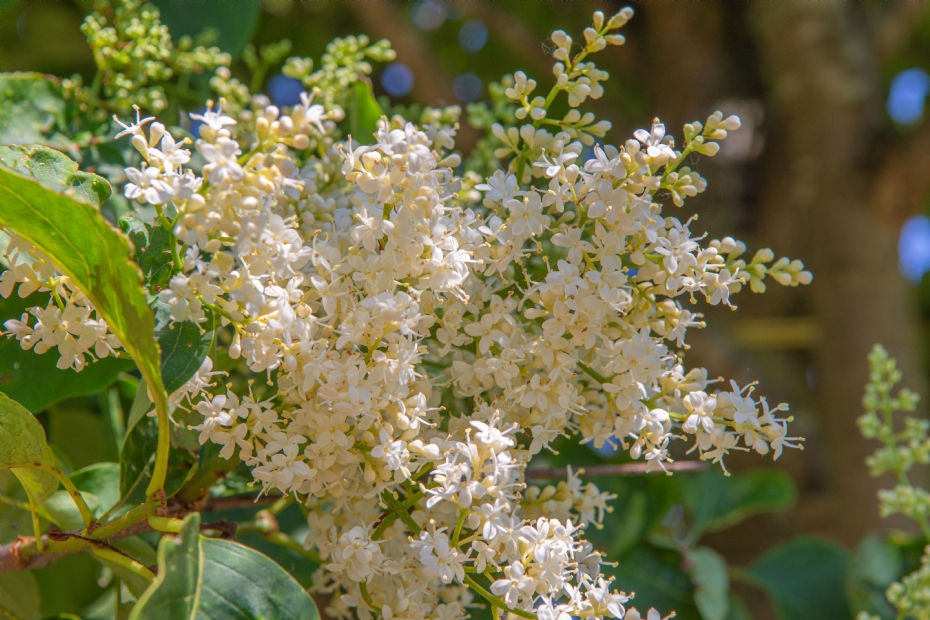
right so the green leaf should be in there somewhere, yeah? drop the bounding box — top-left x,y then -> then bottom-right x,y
0,291 -> 135,412
608,543 -> 700,619
119,414 -> 197,507
0,569 -> 40,620
119,216 -> 174,289
349,79 -> 384,144
608,489 -> 647,557
71,462 -> 120,518
846,534 -> 901,619
686,547 -> 730,620
0,145 -> 110,207
748,536 -> 852,620
682,468 -> 796,539
0,73 -> 66,147
151,0 -> 261,58
0,392 -> 58,502
131,513 -> 320,620
48,404 -> 118,469
157,314 -> 215,395
725,594 -> 753,620
0,146 -> 170,483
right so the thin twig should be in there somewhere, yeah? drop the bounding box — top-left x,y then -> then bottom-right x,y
524,460 -> 707,480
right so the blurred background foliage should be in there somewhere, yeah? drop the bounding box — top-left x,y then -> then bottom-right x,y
3,1 -> 930,619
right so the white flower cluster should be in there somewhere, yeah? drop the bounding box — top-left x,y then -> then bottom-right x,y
0,9 -> 811,619
0,234 -> 123,371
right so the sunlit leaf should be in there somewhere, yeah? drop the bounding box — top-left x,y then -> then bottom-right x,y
349,79 -> 384,144
0,144 -> 109,207
0,147 -> 169,480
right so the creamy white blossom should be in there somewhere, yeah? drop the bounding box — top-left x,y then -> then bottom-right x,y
0,8 -> 814,620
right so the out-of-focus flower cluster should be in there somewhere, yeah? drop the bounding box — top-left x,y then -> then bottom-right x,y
80,0 -> 230,114
1,7 -> 812,620
856,346 -> 930,620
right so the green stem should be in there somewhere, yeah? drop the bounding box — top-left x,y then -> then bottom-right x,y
148,516 -> 184,533
382,491 -> 421,535
153,203 -> 183,274
13,500 -> 159,566
462,574 -> 535,620
144,397 -> 172,500
577,361 -> 610,385
451,509 -> 467,547
198,296 -> 248,325
371,511 -> 399,541
359,582 -> 378,613
27,490 -> 43,552
91,547 -> 155,583
263,531 -> 322,563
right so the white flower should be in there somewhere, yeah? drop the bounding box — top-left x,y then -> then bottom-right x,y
199,137 -> 244,185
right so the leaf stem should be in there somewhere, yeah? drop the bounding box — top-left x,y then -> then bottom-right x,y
382,491 -> 421,535
147,516 -> 184,533
27,490 -> 44,552
91,547 -> 155,583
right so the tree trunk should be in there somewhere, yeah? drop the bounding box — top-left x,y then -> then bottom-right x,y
750,2 -> 929,545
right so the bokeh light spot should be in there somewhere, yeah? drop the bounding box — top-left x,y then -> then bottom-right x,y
411,1 -> 445,31
381,63 -> 415,97
452,72 -> 482,102
887,68 -> 930,125
458,20 -> 488,53
267,73 -> 304,107
899,214 -> 930,282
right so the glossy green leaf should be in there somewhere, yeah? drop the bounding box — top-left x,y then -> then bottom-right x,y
119,414 -> 197,507
748,536 -> 852,620
152,0 -> 261,58
0,145 -> 109,207
0,147 -> 170,474
686,546 -> 730,620
131,513 -> 320,620
0,291 -> 135,412
682,468 -> 796,539
0,569 -> 41,620
0,73 -> 66,147
0,392 -> 58,502
349,79 -> 385,144
119,215 -> 174,290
